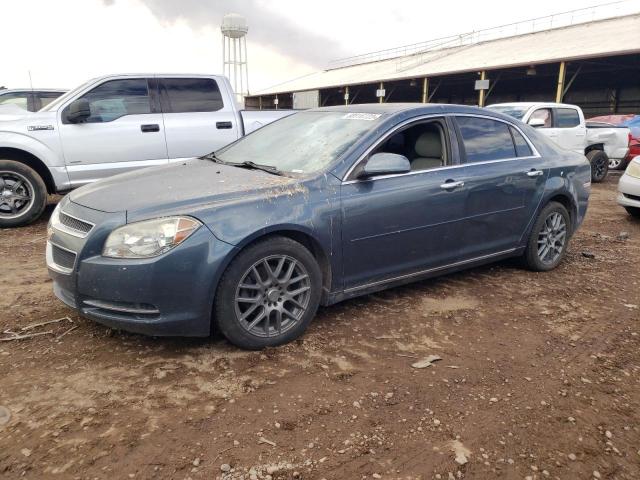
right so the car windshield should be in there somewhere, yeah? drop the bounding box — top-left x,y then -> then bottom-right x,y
215,111 -> 382,174
40,79 -> 96,112
486,105 -> 529,121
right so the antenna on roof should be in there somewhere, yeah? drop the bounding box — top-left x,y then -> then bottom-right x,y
28,70 -> 34,92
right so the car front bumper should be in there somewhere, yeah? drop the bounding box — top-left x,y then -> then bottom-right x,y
46,198 -> 236,337
617,172 -> 640,209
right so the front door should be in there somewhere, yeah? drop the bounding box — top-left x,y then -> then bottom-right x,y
452,115 -> 548,259
59,78 -> 168,187
158,77 -> 240,159
340,118 -> 468,290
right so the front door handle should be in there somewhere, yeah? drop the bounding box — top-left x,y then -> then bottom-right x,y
440,180 -> 464,190
526,169 -> 544,177
216,121 -> 233,129
140,124 -> 160,133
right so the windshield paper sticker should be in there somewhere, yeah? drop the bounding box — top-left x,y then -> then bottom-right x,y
342,113 -> 381,121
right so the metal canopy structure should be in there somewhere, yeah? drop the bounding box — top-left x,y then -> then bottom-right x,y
246,5 -> 640,115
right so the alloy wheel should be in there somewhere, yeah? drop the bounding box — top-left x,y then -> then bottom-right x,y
234,255 -> 311,338
593,156 -> 607,179
537,212 -> 567,265
0,171 -> 35,219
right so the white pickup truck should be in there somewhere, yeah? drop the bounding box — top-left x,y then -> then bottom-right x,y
487,102 -> 630,183
0,74 -> 293,227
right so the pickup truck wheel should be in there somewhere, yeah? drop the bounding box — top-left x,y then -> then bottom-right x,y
214,236 -> 322,350
625,207 -> 640,219
523,201 -> 570,272
587,150 -> 608,183
0,160 -> 47,228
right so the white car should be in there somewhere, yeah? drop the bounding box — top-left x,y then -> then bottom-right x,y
487,102 -> 630,183
617,156 -> 640,219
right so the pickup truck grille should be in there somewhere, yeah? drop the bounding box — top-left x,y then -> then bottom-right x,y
59,211 -> 94,235
51,244 -> 77,271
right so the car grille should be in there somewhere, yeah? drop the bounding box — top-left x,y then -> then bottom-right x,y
51,244 -> 77,270
59,211 -> 94,235
624,193 -> 640,202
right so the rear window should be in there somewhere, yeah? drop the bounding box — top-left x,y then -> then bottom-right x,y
456,116 -> 516,163
510,127 -> 533,157
555,108 -> 580,128
160,78 -> 223,113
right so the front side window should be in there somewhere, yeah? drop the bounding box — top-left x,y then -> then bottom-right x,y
160,78 -> 223,113
529,108 -> 552,128
372,120 -> 447,172
554,108 -> 580,128
0,93 -> 29,110
67,79 -> 151,123
456,117 -> 515,163
216,111 -> 381,174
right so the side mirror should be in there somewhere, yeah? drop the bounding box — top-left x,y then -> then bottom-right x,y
66,99 -> 91,123
359,153 -> 411,178
528,117 -> 546,128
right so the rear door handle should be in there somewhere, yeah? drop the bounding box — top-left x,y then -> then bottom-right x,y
440,180 -> 464,190
526,169 -> 544,177
216,121 -> 233,129
140,124 -> 160,133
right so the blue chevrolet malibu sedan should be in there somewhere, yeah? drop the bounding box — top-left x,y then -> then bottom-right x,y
47,104 -> 591,349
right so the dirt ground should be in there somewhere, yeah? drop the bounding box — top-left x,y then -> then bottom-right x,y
1,173 -> 639,480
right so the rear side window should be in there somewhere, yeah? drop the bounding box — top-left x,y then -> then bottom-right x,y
0,92 -> 29,110
555,108 -> 580,128
70,79 -> 151,123
159,78 -> 223,113
456,116 -> 515,163
37,92 -> 63,109
510,127 -> 533,157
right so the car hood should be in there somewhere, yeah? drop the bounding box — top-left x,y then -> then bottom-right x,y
69,159 -> 299,216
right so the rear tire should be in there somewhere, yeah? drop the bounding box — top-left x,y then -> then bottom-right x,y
587,150 -> 608,183
523,201 -> 571,272
214,236 -> 322,350
0,160 -> 47,228
625,206 -> 640,219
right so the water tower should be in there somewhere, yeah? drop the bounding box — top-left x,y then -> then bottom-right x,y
221,13 -> 249,102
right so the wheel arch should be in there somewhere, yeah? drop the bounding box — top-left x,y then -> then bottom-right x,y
584,143 -> 604,156
227,226 -> 333,304
0,147 -> 56,194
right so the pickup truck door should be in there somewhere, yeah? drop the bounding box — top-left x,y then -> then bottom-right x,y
58,78 -> 168,186
452,116 -> 548,260
552,107 -> 586,155
158,77 -> 240,159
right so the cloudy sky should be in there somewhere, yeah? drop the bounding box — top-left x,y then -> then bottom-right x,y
0,0 -> 624,93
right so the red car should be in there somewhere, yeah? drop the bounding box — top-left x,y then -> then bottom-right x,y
587,114 -> 640,170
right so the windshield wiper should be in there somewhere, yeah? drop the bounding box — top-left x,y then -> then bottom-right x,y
234,161 -> 285,176
201,152 -> 226,164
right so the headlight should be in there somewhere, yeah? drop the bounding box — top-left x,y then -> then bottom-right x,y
103,216 -> 202,258
47,202 -> 62,241
626,158 -> 640,179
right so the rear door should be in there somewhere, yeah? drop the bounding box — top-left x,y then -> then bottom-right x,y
158,77 -> 240,159
452,115 -> 548,259
59,78 -> 168,186
553,107 -> 585,154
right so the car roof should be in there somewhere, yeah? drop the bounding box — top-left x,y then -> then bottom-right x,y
310,103 -> 491,116
488,102 -> 578,109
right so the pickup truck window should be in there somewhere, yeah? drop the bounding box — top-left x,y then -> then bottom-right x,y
159,78 -> 223,113
555,108 -> 580,128
216,111 -> 380,174
456,116 -> 516,163
0,92 -> 28,110
530,108 -> 552,128
66,79 -> 151,123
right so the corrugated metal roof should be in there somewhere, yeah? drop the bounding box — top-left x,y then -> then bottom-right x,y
253,14 -> 640,96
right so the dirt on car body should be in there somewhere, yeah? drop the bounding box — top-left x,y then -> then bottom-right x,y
1,175 -> 639,479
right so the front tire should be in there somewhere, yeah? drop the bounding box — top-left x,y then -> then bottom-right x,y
523,202 -> 571,272
587,150 -> 608,183
625,206 -> 640,219
214,236 -> 322,349
0,160 -> 47,228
